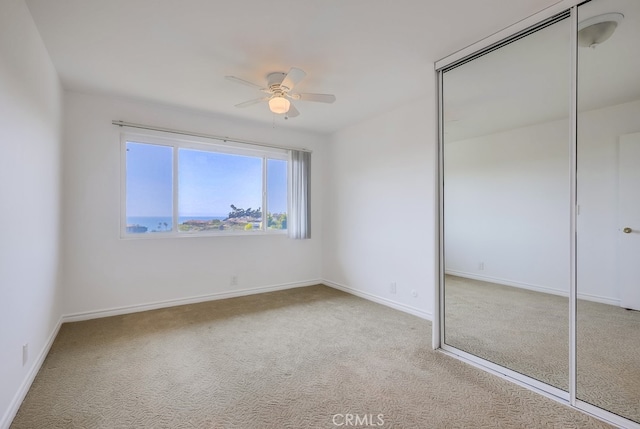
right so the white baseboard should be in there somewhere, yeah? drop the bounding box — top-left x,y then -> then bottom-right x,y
322,280 -> 432,321
445,270 -> 620,306
575,291 -> 620,307
446,269 -> 568,297
1,316 -> 63,429
63,279 -> 322,322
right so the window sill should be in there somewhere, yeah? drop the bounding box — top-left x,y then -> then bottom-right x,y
120,230 -> 288,240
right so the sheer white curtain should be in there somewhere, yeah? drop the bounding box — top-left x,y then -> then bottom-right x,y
288,150 -> 311,239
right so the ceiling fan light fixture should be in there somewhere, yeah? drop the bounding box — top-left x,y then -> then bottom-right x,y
268,96 -> 290,114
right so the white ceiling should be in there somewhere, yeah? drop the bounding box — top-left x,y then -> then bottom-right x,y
444,0 -> 640,142
25,0 -> 565,135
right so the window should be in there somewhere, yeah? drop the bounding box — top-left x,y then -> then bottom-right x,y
122,133 -> 288,237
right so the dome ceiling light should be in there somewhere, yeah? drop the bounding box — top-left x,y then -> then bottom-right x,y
578,12 -> 624,49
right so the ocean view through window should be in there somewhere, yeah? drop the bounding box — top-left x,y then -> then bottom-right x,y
123,133 -> 288,237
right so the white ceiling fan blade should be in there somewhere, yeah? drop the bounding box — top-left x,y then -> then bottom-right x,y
225,75 -> 267,91
286,103 -> 300,118
291,93 -> 336,103
280,68 -> 306,92
235,97 -> 269,108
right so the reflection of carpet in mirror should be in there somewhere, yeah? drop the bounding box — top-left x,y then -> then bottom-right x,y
577,299 -> 640,423
444,275 -> 640,423
444,275 -> 570,390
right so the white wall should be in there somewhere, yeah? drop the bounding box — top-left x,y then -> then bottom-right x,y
322,96 -> 436,319
62,92 -> 326,316
444,119 -> 571,295
0,0 -> 64,427
444,98 -> 640,304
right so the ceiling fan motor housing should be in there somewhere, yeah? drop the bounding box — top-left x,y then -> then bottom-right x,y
267,72 -> 287,91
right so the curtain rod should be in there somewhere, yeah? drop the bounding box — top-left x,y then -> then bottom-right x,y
111,120 -> 312,153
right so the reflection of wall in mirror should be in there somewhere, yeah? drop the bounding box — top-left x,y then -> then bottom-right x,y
444,98 -> 640,305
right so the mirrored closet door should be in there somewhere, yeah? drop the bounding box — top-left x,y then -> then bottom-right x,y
437,0 -> 640,427
577,0 -> 640,423
441,13 -> 572,391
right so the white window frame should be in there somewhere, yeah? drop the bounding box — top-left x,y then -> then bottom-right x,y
120,131 -> 289,239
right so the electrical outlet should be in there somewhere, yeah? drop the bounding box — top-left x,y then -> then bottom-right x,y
22,344 -> 28,366
390,282 -> 397,294
479,262 -> 485,271
230,275 -> 238,286
411,289 -> 418,298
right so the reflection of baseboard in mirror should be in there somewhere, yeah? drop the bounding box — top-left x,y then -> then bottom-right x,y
445,269 -> 620,306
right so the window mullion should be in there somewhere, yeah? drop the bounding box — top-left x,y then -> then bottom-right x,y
262,157 -> 267,231
121,136 -> 127,237
173,146 -> 179,234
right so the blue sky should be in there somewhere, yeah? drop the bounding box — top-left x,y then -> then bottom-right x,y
126,142 -> 287,218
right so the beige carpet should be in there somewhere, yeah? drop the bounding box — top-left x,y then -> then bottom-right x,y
445,275 -> 640,424
12,285 -> 611,428
444,276 -> 570,391
577,299 -> 640,423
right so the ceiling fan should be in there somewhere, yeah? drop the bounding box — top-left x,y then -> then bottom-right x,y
225,67 -> 336,118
